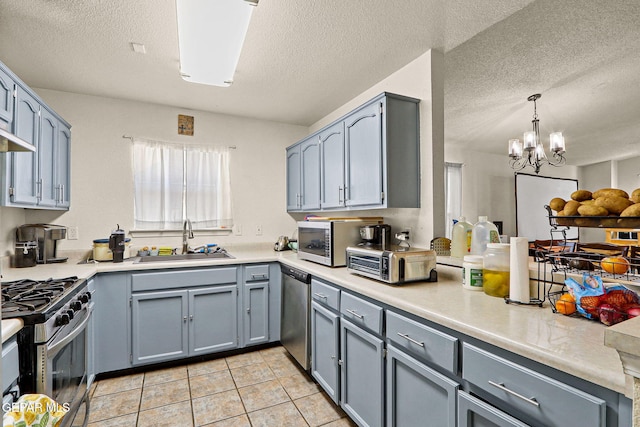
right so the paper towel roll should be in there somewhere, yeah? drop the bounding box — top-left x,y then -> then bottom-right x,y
509,237 -> 530,303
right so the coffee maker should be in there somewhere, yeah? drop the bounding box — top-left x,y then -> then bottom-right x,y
109,225 -> 126,263
16,224 -> 68,264
359,224 -> 392,248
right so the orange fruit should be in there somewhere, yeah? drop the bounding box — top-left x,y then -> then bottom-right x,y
556,293 -> 576,315
601,256 -> 630,274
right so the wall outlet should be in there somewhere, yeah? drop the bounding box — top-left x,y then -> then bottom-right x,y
67,226 -> 79,240
256,224 -> 263,236
234,224 -> 242,236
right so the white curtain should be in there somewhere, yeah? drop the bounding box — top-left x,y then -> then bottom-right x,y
132,138 -> 233,230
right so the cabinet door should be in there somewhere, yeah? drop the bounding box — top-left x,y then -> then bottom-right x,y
132,289 -> 188,365
56,122 -> 71,208
386,344 -> 458,427
458,391 -> 530,427
189,286 -> 238,355
300,137 -> 320,211
0,67 -> 13,126
340,318 -> 384,427
344,101 -> 383,207
38,108 -> 57,207
286,144 -> 301,211
94,273 -> 130,374
11,87 -> 39,205
243,281 -> 269,346
311,301 -> 340,404
320,122 -> 345,209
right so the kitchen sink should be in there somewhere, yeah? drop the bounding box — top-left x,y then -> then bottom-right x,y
134,252 -> 233,263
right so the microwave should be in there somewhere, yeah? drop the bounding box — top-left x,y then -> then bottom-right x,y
297,220 -> 379,267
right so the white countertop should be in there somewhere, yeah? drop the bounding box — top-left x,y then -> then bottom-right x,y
0,244 -> 630,396
2,318 -> 23,343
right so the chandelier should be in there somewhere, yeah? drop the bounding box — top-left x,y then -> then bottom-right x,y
508,94 -> 566,174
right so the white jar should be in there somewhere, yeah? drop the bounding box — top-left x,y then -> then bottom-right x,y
451,217 -> 472,258
462,255 -> 484,291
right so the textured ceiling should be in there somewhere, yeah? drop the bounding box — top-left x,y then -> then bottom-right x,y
0,0 -> 637,166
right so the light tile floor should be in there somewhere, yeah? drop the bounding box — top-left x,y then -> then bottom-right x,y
88,346 -> 356,427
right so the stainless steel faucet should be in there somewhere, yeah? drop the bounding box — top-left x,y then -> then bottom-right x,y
182,219 -> 194,254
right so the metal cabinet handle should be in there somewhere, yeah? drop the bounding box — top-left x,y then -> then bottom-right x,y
488,381 -> 540,407
338,187 -> 343,203
344,186 -> 348,202
189,314 -> 193,321
183,316 -> 187,322
60,184 -> 65,203
345,309 -> 364,319
246,308 -> 251,313
397,332 -> 425,347
313,293 -> 327,299
251,274 -> 267,280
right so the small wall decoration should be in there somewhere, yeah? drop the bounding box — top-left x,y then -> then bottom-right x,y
178,114 -> 194,136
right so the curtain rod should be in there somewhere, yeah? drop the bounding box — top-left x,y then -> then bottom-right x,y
122,135 -> 236,149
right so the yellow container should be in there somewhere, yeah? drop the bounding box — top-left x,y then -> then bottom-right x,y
483,243 -> 510,298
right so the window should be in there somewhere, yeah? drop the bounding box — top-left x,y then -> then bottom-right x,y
132,138 -> 233,230
445,162 -> 463,239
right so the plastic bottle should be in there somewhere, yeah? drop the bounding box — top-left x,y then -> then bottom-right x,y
462,255 -> 484,291
482,243 -> 511,298
451,217 -> 472,258
470,216 -> 501,255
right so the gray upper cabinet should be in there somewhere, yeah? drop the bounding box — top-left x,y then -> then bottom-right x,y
287,92 -> 420,212
0,60 -> 71,210
286,136 -> 321,212
319,121 -> 345,209
0,67 -> 13,127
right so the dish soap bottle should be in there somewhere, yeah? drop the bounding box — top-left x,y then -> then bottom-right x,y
470,216 -> 500,255
451,217 -> 472,258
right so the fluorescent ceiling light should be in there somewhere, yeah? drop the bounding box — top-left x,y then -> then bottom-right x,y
176,0 -> 257,87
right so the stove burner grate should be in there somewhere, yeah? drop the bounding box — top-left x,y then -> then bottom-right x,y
1,276 -> 79,315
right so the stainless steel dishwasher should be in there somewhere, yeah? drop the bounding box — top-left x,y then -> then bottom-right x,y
280,264 -> 311,370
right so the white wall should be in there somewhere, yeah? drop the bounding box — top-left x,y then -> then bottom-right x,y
17,89 -> 307,254
307,50 -> 446,248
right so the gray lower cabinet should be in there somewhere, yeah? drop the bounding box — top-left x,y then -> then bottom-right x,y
340,317 -> 385,427
310,300 -> 340,404
132,285 -> 238,365
87,277 -> 96,388
386,344 -> 459,427
94,272 -> 130,374
458,391 -> 529,427
2,335 -> 19,394
243,264 -> 270,346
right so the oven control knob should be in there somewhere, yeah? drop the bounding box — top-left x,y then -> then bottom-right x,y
79,293 -> 90,303
56,313 -> 70,326
70,301 -> 82,311
66,309 -> 75,320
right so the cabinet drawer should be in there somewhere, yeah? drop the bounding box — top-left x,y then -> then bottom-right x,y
245,265 -> 269,282
462,343 -> 606,427
386,310 -> 458,374
2,337 -> 19,392
311,279 -> 340,310
132,267 -> 237,291
340,291 -> 383,335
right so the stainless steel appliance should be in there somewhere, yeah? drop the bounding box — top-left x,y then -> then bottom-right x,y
346,245 -> 438,284
11,241 -> 38,268
274,235 -> 290,252
280,265 -> 311,370
359,224 -> 392,248
2,276 -> 93,427
297,219 -> 379,267
16,224 -> 68,264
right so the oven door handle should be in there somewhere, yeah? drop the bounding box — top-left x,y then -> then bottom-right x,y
48,310 -> 92,357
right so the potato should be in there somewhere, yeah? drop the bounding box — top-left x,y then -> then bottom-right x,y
594,195 -> 633,214
620,203 -> 640,217
549,197 -> 566,212
571,190 -> 593,202
563,200 -> 580,216
580,199 -> 595,205
592,188 -> 629,199
631,189 -> 640,204
578,204 -> 608,216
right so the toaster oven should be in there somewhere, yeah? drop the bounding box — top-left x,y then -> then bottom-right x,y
346,245 -> 438,284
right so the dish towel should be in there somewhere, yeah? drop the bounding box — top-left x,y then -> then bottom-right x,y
3,394 -> 67,427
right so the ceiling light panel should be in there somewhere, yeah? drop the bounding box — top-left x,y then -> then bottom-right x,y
176,0 -> 256,87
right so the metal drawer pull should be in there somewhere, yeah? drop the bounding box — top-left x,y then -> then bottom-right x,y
488,381 -> 540,407
346,309 -> 364,319
313,293 -> 327,299
251,274 -> 267,280
397,332 -> 425,347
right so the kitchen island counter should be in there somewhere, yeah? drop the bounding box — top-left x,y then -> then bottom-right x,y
0,245 -> 630,397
